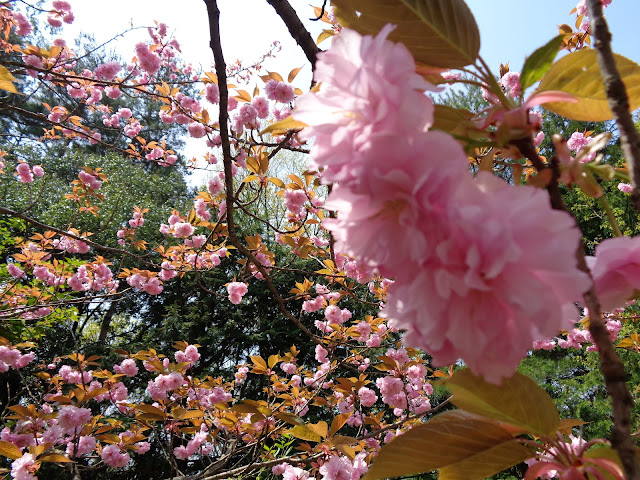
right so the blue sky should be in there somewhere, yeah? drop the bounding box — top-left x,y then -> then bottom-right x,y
467,0 -> 639,72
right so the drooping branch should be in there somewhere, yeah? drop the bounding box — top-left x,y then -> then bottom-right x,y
587,0 -> 640,214
265,0 -> 321,71
513,136 -> 639,480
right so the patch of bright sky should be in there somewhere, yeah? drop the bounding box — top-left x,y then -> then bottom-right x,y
60,0 -> 639,185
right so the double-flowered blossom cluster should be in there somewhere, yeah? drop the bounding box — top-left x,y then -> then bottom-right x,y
295,25 -> 592,383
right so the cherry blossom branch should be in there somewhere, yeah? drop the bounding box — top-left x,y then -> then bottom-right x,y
0,206 -> 157,265
587,0 -> 640,214
204,0 -> 317,341
512,136 -> 638,480
265,0 -> 321,71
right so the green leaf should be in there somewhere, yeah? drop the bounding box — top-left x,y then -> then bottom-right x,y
432,104 -> 486,139
443,369 -> 559,436
537,49 -> 640,121
362,410 -> 534,480
332,0 -> 480,69
520,35 -> 566,92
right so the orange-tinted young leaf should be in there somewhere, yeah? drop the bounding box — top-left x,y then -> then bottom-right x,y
268,71 -> 284,82
260,117 -> 307,136
329,412 -> 352,437
288,66 -> 303,83
0,441 -> 22,460
0,65 -> 19,94
39,454 -> 74,463
317,29 -> 336,45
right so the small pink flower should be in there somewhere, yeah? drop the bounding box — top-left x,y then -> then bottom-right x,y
618,182 -> 632,193
587,236 -> 640,311
101,444 -> 130,468
227,282 -> 248,304
173,222 -> 195,238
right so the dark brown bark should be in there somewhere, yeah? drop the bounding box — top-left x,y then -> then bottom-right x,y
587,0 -> 640,214
265,0 -> 321,71
513,136 -> 638,479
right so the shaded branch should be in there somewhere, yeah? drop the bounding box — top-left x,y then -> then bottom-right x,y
587,0 -> 640,214
512,135 -> 638,480
265,0 -> 321,71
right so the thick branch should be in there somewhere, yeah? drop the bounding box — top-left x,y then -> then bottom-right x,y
513,136 -> 638,479
587,0 -> 640,213
265,0 -> 321,71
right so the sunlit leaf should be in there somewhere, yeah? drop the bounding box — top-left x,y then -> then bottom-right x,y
443,369 -> 559,436
520,35 -> 565,92
0,65 -> 19,94
288,66 -> 303,83
432,104 -> 485,140
260,117 -> 307,136
332,0 -> 480,69
317,29 -> 336,45
287,424 -> 323,442
363,410 -> 533,480
0,440 -> 22,460
537,49 -> 640,121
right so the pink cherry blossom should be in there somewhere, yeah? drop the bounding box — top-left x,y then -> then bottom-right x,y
57,405 -> 92,432
587,235 -> 640,311
294,25 -> 438,186
11,453 -> 38,480
101,444 -> 130,468
227,282 -> 248,304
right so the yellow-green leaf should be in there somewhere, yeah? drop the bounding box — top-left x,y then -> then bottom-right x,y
0,440 -> 22,460
537,49 -> 640,121
438,440 -> 534,480
317,29 -> 336,45
363,410 -> 532,480
0,65 -> 18,94
286,424 -> 323,443
432,104 -> 486,140
243,174 -> 259,183
307,420 -> 328,439
442,369 -> 559,436
260,117 -> 307,136
179,410 -> 204,420
332,0 -> 480,69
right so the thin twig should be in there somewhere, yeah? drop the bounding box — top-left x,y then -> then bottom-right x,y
204,0 -> 317,341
